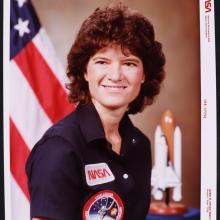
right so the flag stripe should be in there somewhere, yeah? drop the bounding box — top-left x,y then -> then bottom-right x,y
11,176 -> 30,220
10,118 -> 30,200
14,41 -> 73,123
10,61 -> 52,149
33,28 -> 68,89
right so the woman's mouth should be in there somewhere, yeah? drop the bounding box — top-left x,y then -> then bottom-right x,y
102,85 -> 127,89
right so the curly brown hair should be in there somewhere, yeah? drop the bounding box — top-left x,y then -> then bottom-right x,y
66,3 -> 165,114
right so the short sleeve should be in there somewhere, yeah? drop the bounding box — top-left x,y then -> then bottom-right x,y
26,136 -> 82,220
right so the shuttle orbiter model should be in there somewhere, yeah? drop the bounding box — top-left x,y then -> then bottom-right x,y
151,110 -> 182,202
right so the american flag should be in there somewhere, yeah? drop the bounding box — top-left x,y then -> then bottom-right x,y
10,0 -> 74,219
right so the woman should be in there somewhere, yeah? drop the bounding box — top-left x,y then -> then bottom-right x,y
26,3 -> 165,220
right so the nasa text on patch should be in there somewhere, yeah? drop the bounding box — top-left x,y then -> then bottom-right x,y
85,163 -> 115,186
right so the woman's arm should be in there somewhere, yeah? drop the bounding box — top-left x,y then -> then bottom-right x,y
26,136 -> 81,220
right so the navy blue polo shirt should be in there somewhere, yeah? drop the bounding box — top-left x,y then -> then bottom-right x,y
26,103 -> 152,220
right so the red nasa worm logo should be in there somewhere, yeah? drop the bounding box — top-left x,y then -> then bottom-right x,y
83,190 -> 124,220
85,163 -> 115,186
205,0 -> 211,13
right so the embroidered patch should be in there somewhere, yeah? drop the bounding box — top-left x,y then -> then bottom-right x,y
85,163 -> 115,186
83,190 -> 124,220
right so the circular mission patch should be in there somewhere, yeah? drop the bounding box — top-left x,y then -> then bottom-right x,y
83,190 -> 124,220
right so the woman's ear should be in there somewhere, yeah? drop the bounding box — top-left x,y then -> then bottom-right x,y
84,72 -> 88,81
141,74 -> 145,83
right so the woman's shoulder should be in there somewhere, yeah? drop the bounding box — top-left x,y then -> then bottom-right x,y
43,110 -> 80,143
131,125 -> 151,146
28,111 -> 82,159
26,111 -> 82,175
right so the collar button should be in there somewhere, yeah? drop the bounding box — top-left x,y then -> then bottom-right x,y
123,173 -> 129,179
131,138 -> 136,144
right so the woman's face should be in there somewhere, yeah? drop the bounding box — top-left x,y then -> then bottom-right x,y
84,44 -> 145,112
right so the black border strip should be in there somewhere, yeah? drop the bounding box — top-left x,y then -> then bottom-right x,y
215,0 -> 220,219
0,0 -> 5,219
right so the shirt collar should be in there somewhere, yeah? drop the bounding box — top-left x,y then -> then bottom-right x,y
75,103 -> 106,144
75,103 -> 136,145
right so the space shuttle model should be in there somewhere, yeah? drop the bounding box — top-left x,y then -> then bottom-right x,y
151,110 -> 182,202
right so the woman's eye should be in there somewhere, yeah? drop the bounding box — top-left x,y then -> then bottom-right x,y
96,60 -> 106,65
124,62 -> 137,67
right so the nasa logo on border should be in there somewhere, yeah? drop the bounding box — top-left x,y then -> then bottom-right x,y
83,190 -> 124,220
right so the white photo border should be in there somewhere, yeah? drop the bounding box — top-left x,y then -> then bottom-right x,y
3,0 -> 11,219
199,0 -> 217,220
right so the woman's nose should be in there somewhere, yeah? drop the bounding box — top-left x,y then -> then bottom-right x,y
107,63 -> 122,82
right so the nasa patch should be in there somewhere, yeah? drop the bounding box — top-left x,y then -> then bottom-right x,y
83,190 -> 124,220
85,163 -> 115,186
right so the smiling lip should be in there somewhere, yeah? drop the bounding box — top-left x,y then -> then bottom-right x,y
102,85 -> 127,89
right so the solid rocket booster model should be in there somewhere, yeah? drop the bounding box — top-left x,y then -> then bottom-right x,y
151,110 -> 182,202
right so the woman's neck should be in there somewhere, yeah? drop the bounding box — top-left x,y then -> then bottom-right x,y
92,100 -> 127,154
